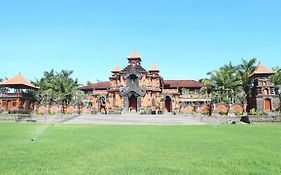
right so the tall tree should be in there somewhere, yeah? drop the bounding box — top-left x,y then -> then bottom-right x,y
0,78 -> 3,95
271,67 -> 281,86
205,63 -> 242,103
237,58 -> 257,108
271,67 -> 281,110
33,70 -> 82,107
0,77 -> 8,95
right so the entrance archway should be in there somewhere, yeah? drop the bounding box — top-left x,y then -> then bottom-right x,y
165,96 -> 172,112
6,100 -> 11,110
264,99 -> 271,111
98,96 -> 107,114
129,94 -> 137,112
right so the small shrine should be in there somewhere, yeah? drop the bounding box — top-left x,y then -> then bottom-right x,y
249,64 -> 280,112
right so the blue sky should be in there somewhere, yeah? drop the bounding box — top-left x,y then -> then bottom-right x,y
0,0 -> 281,84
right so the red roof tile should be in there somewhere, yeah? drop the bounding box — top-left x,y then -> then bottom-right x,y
80,81 -> 110,90
0,73 -> 38,89
164,80 -> 203,88
249,64 -> 274,77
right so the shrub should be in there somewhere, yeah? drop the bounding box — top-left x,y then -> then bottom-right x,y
256,111 -> 268,116
219,110 -> 228,116
248,108 -> 257,115
140,107 -> 149,115
36,112 -> 44,116
49,112 -> 56,115
235,111 -> 242,116
113,108 -> 122,114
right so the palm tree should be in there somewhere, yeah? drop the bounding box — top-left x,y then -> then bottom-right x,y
33,70 -> 81,112
271,67 -> 281,111
0,78 -> 4,95
33,70 -> 57,105
237,58 -> 257,110
205,63 -> 241,103
271,67 -> 281,85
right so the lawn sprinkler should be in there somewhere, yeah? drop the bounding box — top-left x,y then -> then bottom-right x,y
30,124 -> 50,142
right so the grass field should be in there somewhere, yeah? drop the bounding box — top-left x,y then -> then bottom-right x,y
0,123 -> 281,175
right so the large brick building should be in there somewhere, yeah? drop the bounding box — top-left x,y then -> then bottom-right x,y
80,50 -> 211,114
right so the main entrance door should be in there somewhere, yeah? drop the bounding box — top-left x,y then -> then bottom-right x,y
264,99 -> 271,111
165,96 -> 172,112
129,94 -> 137,112
7,100 -> 12,110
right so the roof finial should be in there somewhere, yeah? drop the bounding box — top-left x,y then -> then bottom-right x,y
149,63 -> 159,72
128,49 -> 141,59
111,64 -> 121,73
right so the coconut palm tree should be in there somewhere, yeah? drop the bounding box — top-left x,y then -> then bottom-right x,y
205,63 -> 241,103
237,58 -> 257,110
271,67 -> 281,86
33,70 -> 81,108
0,78 -> 4,95
271,67 -> 281,111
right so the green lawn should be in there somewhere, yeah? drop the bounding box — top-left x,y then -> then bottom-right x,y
0,123 -> 281,175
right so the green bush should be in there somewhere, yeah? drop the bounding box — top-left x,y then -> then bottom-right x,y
36,112 -> 44,116
234,111 -> 243,116
140,107 -> 149,115
248,108 -> 257,115
49,112 -> 56,115
219,111 -> 228,116
256,111 -> 268,116
113,108 -> 122,114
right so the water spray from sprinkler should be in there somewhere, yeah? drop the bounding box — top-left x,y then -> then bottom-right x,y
30,124 -> 52,142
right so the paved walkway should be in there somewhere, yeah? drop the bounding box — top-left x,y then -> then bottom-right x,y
64,114 -> 240,125
0,114 -> 242,125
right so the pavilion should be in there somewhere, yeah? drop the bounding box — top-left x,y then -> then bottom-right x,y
0,73 -> 38,111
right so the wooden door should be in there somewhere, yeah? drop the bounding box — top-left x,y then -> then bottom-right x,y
7,101 -> 13,110
129,95 -> 137,112
264,99 -> 271,111
165,96 -> 171,112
